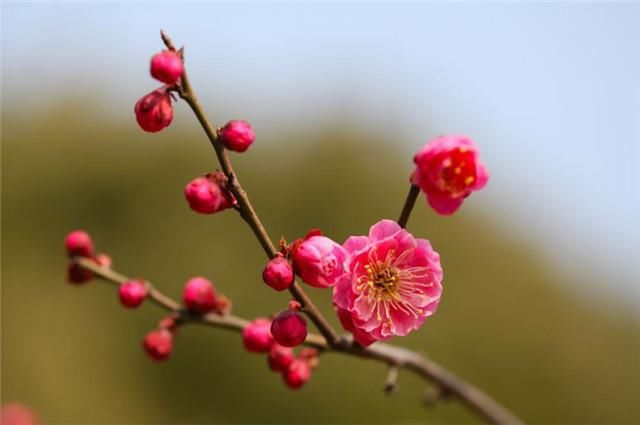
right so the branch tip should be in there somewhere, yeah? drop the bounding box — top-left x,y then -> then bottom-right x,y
383,365 -> 400,395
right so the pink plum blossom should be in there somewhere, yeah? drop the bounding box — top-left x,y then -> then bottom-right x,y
412,135 -> 488,215
292,234 -> 347,288
333,219 -> 443,347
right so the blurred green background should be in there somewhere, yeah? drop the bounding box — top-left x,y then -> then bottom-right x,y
2,2 -> 639,425
2,102 -> 639,424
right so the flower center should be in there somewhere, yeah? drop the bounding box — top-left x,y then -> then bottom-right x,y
364,262 -> 399,291
355,247 -> 433,323
439,147 -> 476,196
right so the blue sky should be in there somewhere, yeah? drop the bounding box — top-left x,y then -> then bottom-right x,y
3,2 -> 639,310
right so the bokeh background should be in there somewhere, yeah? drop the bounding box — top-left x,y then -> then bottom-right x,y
2,2 -> 639,424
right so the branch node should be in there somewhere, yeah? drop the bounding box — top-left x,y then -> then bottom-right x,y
423,385 -> 450,407
383,364 -> 400,395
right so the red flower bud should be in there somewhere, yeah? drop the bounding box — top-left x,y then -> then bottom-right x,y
219,120 -> 255,153
134,89 -> 173,133
267,343 -> 294,372
262,256 -> 294,291
282,358 -> 312,389
67,263 -> 93,284
143,329 -> 173,361
271,310 -> 307,347
184,171 -> 236,214
182,277 -> 217,314
65,230 -> 94,258
150,50 -> 183,85
118,279 -> 148,308
242,318 -> 273,353
1,402 -> 39,425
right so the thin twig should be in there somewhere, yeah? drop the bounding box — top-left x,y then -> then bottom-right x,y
383,364 -> 400,394
397,184 -> 420,228
161,31 -> 341,347
74,256 -> 523,425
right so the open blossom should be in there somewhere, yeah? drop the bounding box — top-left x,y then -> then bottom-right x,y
333,219 -> 443,347
412,135 -> 488,215
292,234 -> 347,288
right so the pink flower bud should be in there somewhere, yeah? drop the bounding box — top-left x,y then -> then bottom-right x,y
143,329 -> 173,361
118,279 -> 148,308
288,300 -> 302,311
214,294 -> 232,315
134,89 -> 173,133
184,171 -> 235,214
150,50 -> 183,85
242,318 -> 273,353
219,120 -> 255,153
267,343 -> 294,372
271,310 -> 307,347
282,359 -> 312,389
292,235 -> 347,288
299,348 -> 320,369
262,256 -> 294,291
95,253 -> 112,268
182,277 -> 217,314
1,403 -> 39,425
412,135 -> 489,215
67,263 -> 93,284
158,315 -> 179,333
65,230 -> 94,257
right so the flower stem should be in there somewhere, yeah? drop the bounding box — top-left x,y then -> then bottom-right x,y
398,184 -> 420,228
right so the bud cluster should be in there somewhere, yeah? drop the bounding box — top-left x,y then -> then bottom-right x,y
64,230 -> 112,284
241,312 -> 317,389
184,171 -> 236,215
133,49 -> 183,133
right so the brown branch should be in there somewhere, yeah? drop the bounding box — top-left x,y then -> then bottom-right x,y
161,31 -> 341,347
397,184 -> 420,228
75,257 -> 523,425
157,30 -> 523,425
